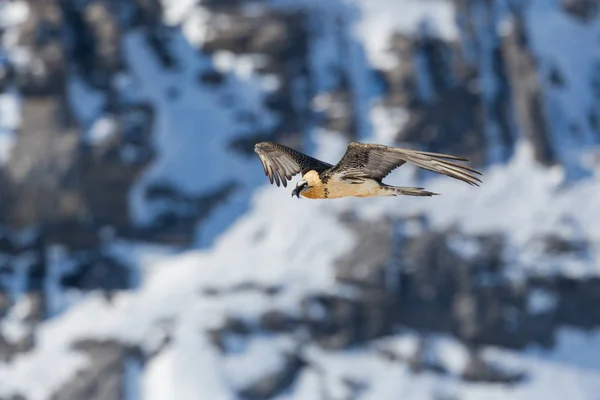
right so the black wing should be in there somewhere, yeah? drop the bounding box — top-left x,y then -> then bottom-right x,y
328,142 -> 482,186
254,142 -> 333,187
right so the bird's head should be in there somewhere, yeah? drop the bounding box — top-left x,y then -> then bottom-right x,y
292,179 -> 309,198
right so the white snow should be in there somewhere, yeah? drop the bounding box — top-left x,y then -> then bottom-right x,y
293,333 -> 600,400
0,91 -> 20,164
3,138 -> 600,398
0,128 -> 16,165
222,334 -> 295,389
88,116 -> 118,144
525,0 -> 600,171
123,29 -> 278,244
328,141 -> 600,279
213,51 -> 237,74
369,105 -> 410,146
0,184 -> 355,399
0,1 -> 29,30
354,0 -> 459,69
2,1 -> 600,399
180,7 -> 213,47
159,0 -> 198,27
0,0 -> 30,76
527,288 -> 558,315
0,91 -> 21,131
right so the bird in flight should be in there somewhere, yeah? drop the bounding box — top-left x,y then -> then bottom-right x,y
254,141 -> 482,199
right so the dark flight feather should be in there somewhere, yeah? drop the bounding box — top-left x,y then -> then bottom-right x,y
327,142 -> 482,186
254,142 -> 333,187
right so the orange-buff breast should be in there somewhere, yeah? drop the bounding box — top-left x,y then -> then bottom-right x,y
302,185 -> 325,199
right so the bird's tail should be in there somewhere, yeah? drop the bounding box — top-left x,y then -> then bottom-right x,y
379,184 -> 439,197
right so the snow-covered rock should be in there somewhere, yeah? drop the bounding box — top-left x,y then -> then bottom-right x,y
1,0 -> 600,399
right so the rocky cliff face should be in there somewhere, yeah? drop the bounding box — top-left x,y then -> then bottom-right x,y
378,0 -> 600,170
1,0 -> 600,399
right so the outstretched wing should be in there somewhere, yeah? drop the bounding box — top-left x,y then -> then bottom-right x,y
254,141 -> 333,187
328,142 -> 482,186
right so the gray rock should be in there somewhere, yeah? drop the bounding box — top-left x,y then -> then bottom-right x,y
501,11 -> 555,165
239,353 -> 307,400
562,0 -> 599,21
462,348 -> 526,384
50,340 -> 145,400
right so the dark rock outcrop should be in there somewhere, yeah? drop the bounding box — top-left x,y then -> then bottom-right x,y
50,339 -> 146,400
239,353 -> 308,400
1,0 -> 599,397
562,0 -> 599,21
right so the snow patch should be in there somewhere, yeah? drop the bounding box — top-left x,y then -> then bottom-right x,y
0,1 -> 29,29
355,0 -> 459,68
527,288 -> 558,315
0,91 -> 20,164
88,116 -> 118,144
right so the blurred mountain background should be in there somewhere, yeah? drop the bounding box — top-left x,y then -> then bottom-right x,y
1,0 -> 600,399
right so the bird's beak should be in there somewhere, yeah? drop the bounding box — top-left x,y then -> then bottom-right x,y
292,186 -> 302,198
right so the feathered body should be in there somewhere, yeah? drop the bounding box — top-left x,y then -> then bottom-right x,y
254,141 -> 482,199
301,170 -> 389,199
